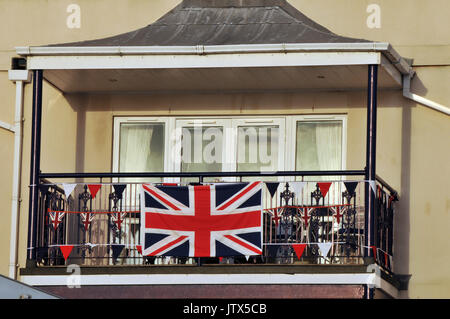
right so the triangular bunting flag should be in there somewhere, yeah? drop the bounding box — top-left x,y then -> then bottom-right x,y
113,184 -> 127,199
39,184 -> 50,194
266,244 -> 280,257
80,212 -> 95,231
245,255 -> 250,261
292,244 -> 307,260
136,245 -> 142,255
317,182 -> 332,198
269,208 -> 282,227
63,183 -> 77,198
59,245 -> 74,261
110,212 -> 127,231
219,257 -> 224,262
317,242 -> 332,258
371,246 -> 378,261
111,244 -> 125,261
343,181 -> 358,195
368,180 -> 377,195
290,182 -> 306,196
48,211 -> 66,230
265,182 -> 280,198
87,184 -> 102,199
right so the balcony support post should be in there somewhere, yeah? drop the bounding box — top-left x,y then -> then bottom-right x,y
365,64 -> 378,261
26,70 -> 43,264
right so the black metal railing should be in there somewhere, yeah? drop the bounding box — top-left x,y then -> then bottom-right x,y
31,171 -> 397,272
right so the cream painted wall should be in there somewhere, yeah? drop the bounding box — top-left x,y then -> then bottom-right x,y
0,0 -> 448,298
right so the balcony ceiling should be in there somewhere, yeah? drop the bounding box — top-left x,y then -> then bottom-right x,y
42,65 -> 400,94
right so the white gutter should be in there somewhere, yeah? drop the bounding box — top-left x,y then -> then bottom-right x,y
403,74 -> 450,116
15,42 -> 412,75
7,70 -> 31,280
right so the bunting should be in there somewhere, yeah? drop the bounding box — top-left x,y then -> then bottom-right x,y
110,212 -> 127,231
266,244 -> 280,257
343,181 -> 358,195
368,180 -> 377,195
265,182 -> 280,198
317,242 -> 332,258
268,207 -> 284,227
290,181 -> 306,197
292,243 -> 307,260
80,212 -> 95,231
371,246 -> 378,261
113,184 -> 127,199
111,244 -> 125,261
59,245 -> 74,261
87,184 -> 102,199
63,183 -> 77,198
43,242 -> 392,270
48,210 -> 66,230
317,182 -> 332,198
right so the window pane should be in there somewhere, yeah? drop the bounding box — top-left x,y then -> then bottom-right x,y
296,121 -> 342,180
119,123 -> 165,182
181,126 -> 223,182
237,125 -> 279,182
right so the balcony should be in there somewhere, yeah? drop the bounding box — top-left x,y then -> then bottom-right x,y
27,171 -> 397,273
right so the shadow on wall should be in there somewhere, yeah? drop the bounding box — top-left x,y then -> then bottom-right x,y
397,91 -> 414,298
65,94 -> 87,181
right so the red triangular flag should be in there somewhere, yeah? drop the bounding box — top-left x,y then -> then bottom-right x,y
59,245 -> 74,261
87,184 -> 102,199
371,246 -> 378,261
219,257 -> 224,262
318,182 -> 332,198
136,245 -> 142,255
292,244 -> 307,260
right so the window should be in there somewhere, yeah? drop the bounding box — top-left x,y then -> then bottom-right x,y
113,115 -> 346,183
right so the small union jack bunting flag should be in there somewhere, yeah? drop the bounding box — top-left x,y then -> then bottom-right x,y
48,210 -> 65,230
80,212 -> 95,231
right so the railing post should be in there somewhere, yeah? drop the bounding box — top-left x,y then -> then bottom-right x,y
27,70 -> 43,265
365,64 -> 378,261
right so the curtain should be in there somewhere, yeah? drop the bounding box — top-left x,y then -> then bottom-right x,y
119,123 -> 165,207
296,121 -> 342,174
119,123 -> 165,173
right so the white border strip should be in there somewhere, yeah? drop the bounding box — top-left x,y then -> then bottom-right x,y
25,52 -> 380,70
16,43 -> 390,56
21,273 -> 376,286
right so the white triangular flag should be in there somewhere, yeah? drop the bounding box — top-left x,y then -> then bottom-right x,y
317,242 -> 332,258
290,182 -> 306,196
368,180 -> 377,194
245,255 -> 250,261
63,183 -> 77,198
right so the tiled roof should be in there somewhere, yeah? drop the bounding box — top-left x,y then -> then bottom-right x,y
51,0 -> 369,46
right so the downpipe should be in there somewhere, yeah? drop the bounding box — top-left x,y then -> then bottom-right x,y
403,74 -> 450,116
7,70 -> 30,279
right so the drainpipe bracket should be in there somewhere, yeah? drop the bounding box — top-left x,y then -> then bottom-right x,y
8,70 -> 31,83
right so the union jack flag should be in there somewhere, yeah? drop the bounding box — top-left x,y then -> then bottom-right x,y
110,212 -> 128,231
80,212 -> 95,231
140,182 -> 263,257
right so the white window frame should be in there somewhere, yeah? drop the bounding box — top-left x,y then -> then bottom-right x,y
286,114 -> 347,175
112,115 -> 346,182
232,117 -> 286,181
112,116 -> 172,181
